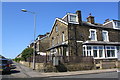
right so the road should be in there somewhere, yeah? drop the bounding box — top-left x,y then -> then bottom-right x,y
0,62 -> 120,80
1,62 -> 31,78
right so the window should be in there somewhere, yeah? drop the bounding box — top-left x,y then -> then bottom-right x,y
114,21 -> 120,29
68,13 -> 78,23
55,25 -> 58,32
83,45 -> 117,58
116,46 -> 120,53
70,15 -> 77,22
99,46 -> 103,57
57,35 -> 59,44
87,46 -> 92,56
62,32 -> 65,42
83,46 -> 104,58
83,46 -> 86,56
93,46 -> 98,57
52,37 -> 54,46
89,29 -> 97,41
102,30 -> 109,41
106,46 -> 115,57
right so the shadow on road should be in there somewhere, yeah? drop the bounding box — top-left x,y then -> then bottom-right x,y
10,70 -> 20,74
1,70 -> 20,75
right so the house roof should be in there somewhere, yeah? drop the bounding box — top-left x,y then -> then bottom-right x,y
46,43 -> 68,51
49,14 -> 120,38
49,18 -> 68,37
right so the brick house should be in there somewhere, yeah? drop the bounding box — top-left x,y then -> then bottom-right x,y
45,10 -> 120,68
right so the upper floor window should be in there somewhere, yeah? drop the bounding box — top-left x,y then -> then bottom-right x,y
114,21 -> 120,29
102,30 -> 109,41
52,37 -> 54,46
89,29 -> 97,41
55,25 -> 58,32
68,13 -> 78,23
70,15 -> 77,22
62,32 -> 65,42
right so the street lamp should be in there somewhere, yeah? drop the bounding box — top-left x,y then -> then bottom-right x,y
21,9 -> 36,70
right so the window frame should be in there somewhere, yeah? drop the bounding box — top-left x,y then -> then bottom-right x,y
68,13 -> 78,24
105,46 -> 116,58
113,21 -> 120,29
102,30 -> 109,41
89,29 -> 97,41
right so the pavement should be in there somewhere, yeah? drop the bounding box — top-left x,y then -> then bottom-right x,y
14,62 -> 118,78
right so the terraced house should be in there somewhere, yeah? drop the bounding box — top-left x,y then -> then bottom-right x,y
45,10 -> 120,68
23,10 -> 120,70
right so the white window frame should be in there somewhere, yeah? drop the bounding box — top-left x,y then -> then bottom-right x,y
68,13 -> 79,24
102,30 -> 109,41
89,29 -> 97,41
105,46 -> 117,58
83,45 -> 105,59
83,45 -> 87,56
113,21 -> 120,29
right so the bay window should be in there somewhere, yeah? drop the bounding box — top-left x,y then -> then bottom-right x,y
83,45 -> 116,59
106,46 -> 115,57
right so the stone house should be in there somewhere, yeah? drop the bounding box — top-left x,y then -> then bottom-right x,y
28,33 -> 50,56
45,10 -> 120,68
35,33 -> 50,56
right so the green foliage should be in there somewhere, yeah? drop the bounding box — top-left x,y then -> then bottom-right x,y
13,58 -> 22,62
21,48 -> 33,61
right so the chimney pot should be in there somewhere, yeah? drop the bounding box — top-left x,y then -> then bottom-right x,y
104,19 -> 110,23
87,13 -> 95,24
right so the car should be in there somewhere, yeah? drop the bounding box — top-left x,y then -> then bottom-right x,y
8,59 -> 16,69
0,58 -> 11,73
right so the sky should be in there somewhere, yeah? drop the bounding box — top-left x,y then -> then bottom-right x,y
2,2 -> 118,59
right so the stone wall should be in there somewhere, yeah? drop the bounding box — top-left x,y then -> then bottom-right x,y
101,61 -> 116,69
68,23 -> 120,56
19,60 -> 120,72
49,20 -> 68,47
19,61 -> 44,71
94,60 -> 120,69
117,61 -> 120,68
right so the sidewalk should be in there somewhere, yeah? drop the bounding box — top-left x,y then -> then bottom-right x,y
15,62 -> 118,78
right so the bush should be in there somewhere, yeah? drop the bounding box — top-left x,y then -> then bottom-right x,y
55,64 -> 67,72
13,58 -> 23,62
44,65 -> 56,72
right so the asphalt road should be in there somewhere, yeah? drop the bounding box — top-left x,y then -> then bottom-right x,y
1,62 -> 31,78
0,62 -> 120,80
50,71 -> 119,78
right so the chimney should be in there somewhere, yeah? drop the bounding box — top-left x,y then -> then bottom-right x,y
87,13 -> 95,24
104,19 -> 110,23
76,10 -> 82,25
46,32 -> 50,35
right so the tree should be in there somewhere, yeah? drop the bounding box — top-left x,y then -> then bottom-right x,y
21,48 -> 33,61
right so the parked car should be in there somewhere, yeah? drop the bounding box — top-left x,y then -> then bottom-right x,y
0,58 -> 11,73
8,59 -> 16,69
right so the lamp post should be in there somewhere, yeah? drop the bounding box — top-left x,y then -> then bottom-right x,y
21,9 -> 36,70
